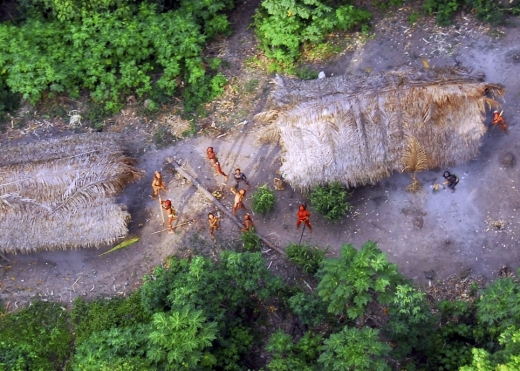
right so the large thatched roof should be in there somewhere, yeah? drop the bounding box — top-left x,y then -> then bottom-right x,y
255,67 -> 505,189
0,133 -> 143,254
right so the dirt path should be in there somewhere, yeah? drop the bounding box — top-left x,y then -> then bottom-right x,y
2,5 -> 520,307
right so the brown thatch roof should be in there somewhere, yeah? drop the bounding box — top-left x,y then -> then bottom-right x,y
255,67 -> 504,189
0,133 -> 143,254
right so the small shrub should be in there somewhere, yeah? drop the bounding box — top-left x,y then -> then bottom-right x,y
466,0 -> 504,25
309,181 -> 351,222
423,0 -> 461,25
409,11 -> 419,24
251,184 -> 276,215
294,66 -> 319,80
241,227 -> 260,251
286,243 -> 326,275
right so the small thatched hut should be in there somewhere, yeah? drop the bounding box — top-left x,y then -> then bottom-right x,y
0,133 -> 143,254
255,67 -> 504,189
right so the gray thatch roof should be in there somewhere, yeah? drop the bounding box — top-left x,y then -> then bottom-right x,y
0,133 -> 143,254
255,67 -> 504,189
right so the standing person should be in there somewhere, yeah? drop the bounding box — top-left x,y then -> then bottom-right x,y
443,171 -> 459,190
233,168 -> 250,189
296,205 -> 312,233
151,171 -> 167,200
208,213 -> 220,238
491,110 -> 507,132
241,214 -> 254,232
161,199 -> 177,234
230,187 -> 246,216
206,147 -> 228,182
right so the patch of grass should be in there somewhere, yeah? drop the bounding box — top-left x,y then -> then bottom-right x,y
244,79 -> 260,94
182,120 -> 198,137
303,42 -> 343,63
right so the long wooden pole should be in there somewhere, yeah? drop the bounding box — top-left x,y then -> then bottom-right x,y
158,195 -> 165,225
172,163 -> 285,256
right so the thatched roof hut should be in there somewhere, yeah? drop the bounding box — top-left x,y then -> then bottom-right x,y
255,67 -> 504,189
0,133 -> 143,254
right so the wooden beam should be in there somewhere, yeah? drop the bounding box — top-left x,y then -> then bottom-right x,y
172,163 -> 285,256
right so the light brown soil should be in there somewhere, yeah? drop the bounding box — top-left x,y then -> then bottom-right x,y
2,2 -> 520,308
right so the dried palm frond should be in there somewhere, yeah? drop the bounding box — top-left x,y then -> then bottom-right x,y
258,123 -> 281,144
402,136 -> 429,173
253,109 -> 280,124
0,133 -> 143,254
255,67 -> 504,189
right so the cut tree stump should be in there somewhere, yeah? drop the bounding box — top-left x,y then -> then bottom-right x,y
172,162 -> 285,256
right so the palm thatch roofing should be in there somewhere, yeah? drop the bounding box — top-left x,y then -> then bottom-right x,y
0,133 -> 143,254
255,67 -> 504,189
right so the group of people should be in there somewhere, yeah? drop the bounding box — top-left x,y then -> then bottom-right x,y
151,147 -> 313,239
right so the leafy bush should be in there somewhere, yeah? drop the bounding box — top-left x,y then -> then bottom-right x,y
317,241 -> 402,319
476,277 -> 520,338
423,0 -> 505,26
251,184 -> 276,215
285,243 -> 326,275
0,0 -> 233,113
309,181 -> 351,222
288,291 -> 329,327
0,301 -> 73,371
385,284 -> 436,359
253,0 -> 371,69
140,252 -> 284,369
423,0 -> 463,25
241,227 -> 261,251
294,66 -> 319,80
266,330 -> 323,371
318,326 -> 392,371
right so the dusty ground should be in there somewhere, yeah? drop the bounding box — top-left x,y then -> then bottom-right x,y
1,2 -> 520,308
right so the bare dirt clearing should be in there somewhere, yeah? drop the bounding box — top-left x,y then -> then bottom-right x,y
1,3 -> 520,308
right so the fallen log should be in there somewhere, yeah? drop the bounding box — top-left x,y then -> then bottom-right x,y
172,162 -> 285,256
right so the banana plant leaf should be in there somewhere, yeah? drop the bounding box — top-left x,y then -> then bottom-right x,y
98,236 -> 139,256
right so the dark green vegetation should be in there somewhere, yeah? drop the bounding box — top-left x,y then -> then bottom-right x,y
1,0 -> 518,120
423,0 -> 510,26
0,0 -> 232,115
309,181 -> 352,222
241,227 -> 261,251
3,241 -> 520,370
253,0 -> 372,71
251,184 -> 276,215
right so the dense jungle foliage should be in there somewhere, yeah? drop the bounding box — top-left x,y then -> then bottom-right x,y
2,241 -> 520,370
1,0 -> 518,119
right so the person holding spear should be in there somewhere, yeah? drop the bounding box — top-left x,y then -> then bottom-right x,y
296,205 -> 312,235
151,171 -> 167,199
